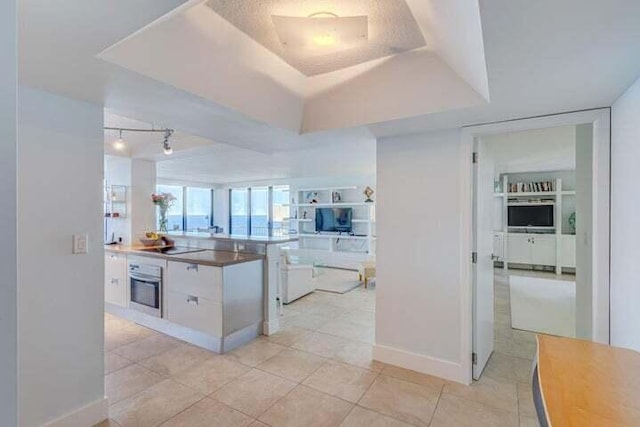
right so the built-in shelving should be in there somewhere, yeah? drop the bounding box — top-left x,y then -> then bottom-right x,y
493,173 -> 576,275
288,186 -> 376,264
104,184 -> 128,218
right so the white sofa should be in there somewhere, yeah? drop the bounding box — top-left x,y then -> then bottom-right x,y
280,254 -> 316,304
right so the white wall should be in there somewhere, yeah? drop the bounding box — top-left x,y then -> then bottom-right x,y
611,76 -> 640,352
575,124 -> 593,339
0,0 -> 17,425
375,130 -> 468,382
131,159 -> 156,240
484,126 -> 576,175
17,87 -> 106,427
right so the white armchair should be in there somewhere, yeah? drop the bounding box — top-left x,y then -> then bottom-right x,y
280,253 -> 316,304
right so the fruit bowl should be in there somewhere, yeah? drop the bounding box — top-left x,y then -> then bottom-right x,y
139,238 -> 160,247
140,232 -> 162,247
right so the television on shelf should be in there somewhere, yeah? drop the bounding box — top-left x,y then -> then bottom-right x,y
315,208 -> 353,233
508,205 -> 554,228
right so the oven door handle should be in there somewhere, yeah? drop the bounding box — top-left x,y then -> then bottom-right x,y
129,273 -> 160,282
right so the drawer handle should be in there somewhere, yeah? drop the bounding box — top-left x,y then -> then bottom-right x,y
111,278 -> 118,284
186,264 -> 199,272
187,295 -> 199,305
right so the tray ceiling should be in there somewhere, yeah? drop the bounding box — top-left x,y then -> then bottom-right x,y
205,0 -> 426,76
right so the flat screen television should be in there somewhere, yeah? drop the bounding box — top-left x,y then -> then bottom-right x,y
315,208 -> 353,233
508,205 -> 554,228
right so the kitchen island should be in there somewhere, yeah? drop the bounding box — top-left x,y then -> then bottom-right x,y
164,232 -> 299,336
105,244 -> 264,353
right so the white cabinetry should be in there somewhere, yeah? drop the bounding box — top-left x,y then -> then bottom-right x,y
559,235 -> 576,268
507,234 -> 557,267
495,174 -> 577,274
290,186 -> 376,269
507,234 -> 531,264
493,233 -> 504,260
530,235 -> 556,266
105,252 -> 127,306
166,261 -> 223,336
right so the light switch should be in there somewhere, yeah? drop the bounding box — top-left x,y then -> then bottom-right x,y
73,233 -> 89,254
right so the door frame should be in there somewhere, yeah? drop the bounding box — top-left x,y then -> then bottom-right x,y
460,109 -> 611,384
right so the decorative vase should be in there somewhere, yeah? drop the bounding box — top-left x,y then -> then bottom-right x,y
159,208 -> 168,232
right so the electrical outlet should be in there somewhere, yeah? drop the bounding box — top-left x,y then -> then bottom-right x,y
73,233 -> 88,254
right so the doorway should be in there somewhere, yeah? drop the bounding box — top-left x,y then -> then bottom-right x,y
464,110 -> 610,381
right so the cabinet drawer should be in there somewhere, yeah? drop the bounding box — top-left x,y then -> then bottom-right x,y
167,261 -> 222,302
105,276 -> 127,307
105,253 -> 126,280
167,291 -> 222,336
105,253 -> 127,306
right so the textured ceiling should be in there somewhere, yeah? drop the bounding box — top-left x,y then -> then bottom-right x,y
205,0 -> 425,76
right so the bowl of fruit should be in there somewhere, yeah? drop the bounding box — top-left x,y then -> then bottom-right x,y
139,232 -> 161,247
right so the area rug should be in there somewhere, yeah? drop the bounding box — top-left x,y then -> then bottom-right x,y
509,275 -> 576,337
314,267 -> 362,294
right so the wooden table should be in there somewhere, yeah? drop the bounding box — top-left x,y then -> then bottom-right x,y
535,334 -> 640,426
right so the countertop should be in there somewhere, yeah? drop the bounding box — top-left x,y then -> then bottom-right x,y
164,231 -> 298,245
536,334 -> 640,426
105,244 -> 264,267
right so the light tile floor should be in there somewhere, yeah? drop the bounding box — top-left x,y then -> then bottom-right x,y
100,276 -> 542,427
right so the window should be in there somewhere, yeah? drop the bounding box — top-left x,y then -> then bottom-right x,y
186,187 -> 213,231
156,185 -> 214,232
156,185 -> 184,231
251,187 -> 269,236
229,185 -> 290,236
272,186 -> 290,237
230,188 -> 249,235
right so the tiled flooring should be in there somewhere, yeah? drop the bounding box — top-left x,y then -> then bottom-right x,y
101,276 -> 542,427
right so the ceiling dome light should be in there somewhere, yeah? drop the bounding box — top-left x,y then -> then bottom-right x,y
272,12 -> 368,54
312,33 -> 336,47
113,130 -> 126,150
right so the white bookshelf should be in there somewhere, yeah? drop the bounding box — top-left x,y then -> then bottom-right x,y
287,186 -> 376,268
493,173 -> 576,275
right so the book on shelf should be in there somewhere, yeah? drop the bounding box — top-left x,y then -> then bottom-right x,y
508,180 -> 554,193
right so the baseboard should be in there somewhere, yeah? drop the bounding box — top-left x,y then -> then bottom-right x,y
263,318 -> 280,336
373,344 -> 468,384
42,397 -> 108,427
222,322 -> 262,353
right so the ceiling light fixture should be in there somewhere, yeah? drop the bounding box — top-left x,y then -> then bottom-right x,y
113,129 -> 126,151
272,12 -> 368,53
104,126 -> 176,155
162,129 -> 173,155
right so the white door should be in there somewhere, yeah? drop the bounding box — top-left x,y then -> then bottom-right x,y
473,141 -> 495,379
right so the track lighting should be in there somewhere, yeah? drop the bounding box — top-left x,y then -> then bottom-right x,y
104,126 -> 176,155
113,129 -> 126,150
162,129 -> 173,155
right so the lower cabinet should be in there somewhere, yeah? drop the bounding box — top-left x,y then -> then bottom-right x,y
559,235 -> 576,268
530,235 -> 556,266
167,290 -> 223,336
105,252 -> 127,307
507,234 -> 557,267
